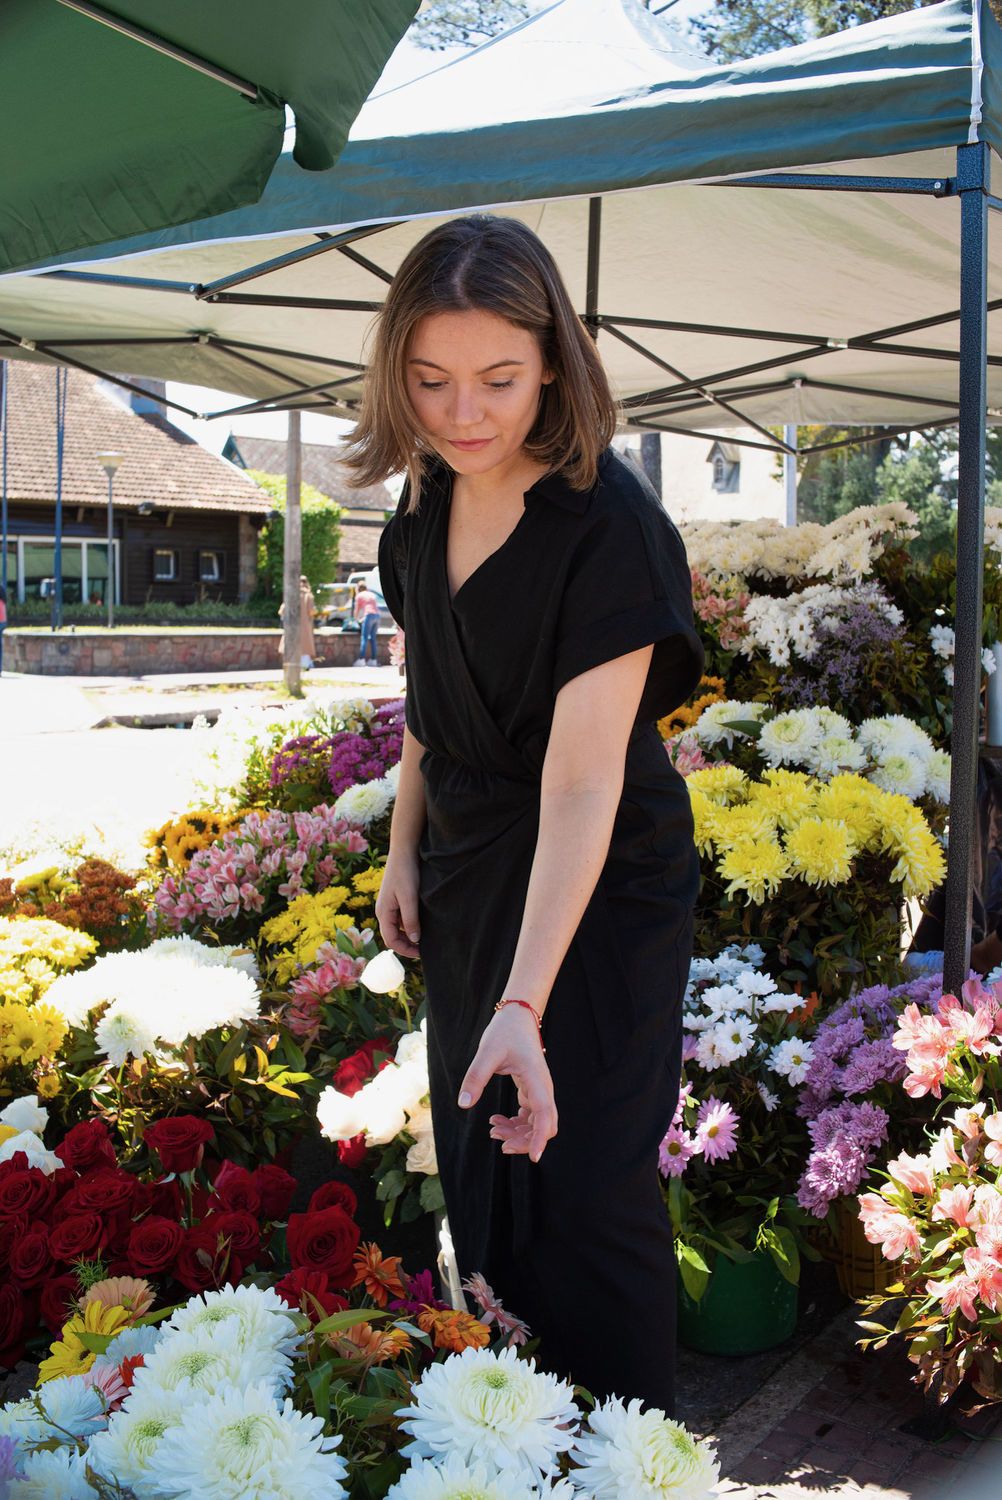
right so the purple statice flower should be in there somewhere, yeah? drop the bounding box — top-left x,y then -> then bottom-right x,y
779,596 -> 902,712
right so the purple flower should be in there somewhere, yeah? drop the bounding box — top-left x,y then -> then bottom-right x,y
797,1100 -> 890,1217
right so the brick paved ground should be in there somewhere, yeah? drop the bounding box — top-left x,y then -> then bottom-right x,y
712,1309 -> 1001,1499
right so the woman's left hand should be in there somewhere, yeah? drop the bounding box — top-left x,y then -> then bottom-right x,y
457,1006 -> 557,1163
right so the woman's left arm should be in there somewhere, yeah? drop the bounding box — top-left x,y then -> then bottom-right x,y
456,643 -> 654,1161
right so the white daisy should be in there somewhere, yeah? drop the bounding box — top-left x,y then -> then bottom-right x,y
769,1038 -> 814,1086
569,1395 -> 720,1499
144,1382 -> 347,1500
757,1082 -> 780,1113
396,1346 -> 579,1483
11,1446 -> 97,1499
717,1014 -> 757,1059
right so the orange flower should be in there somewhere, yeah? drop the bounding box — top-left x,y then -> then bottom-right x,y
789,991 -> 821,1026
331,1319 -> 412,1364
82,1277 -> 154,1317
350,1242 -> 405,1307
416,1306 -> 491,1354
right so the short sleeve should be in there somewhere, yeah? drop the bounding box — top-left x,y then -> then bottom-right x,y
376,484 -> 412,630
553,503 -> 705,722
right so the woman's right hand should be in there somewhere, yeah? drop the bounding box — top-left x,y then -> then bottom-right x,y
376,850 -> 421,960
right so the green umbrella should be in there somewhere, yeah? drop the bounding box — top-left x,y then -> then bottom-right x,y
0,0 -> 418,275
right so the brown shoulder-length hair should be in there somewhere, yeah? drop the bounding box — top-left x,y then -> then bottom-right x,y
342,215 -> 618,511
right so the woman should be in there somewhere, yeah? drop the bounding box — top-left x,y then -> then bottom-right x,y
278,574 -> 316,668
347,216 -> 703,1411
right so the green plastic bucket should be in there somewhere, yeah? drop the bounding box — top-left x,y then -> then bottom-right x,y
677,1249 -> 798,1355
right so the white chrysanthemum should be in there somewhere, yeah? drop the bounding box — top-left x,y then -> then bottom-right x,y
334,777 -> 395,826
734,969 -> 777,1002
146,934 -> 261,982
397,1346 -> 579,1483
695,1025 -> 742,1071
570,1396 -> 720,1500
806,733 -> 866,778
133,1320 -> 292,1400
384,760 -> 402,791
361,947 -> 407,993
924,749 -> 951,804
769,1038 -> 814,1085
43,950 -> 139,1027
698,984 -> 747,1019
386,1453 -> 561,1499
35,1375 -> 106,1439
158,963 -> 261,1044
13,1446 -> 97,1499
869,753 -> 926,802
0,1396 -> 47,1458
85,1383 -> 188,1490
0,1129 -> 63,1174
692,701 -> 763,750
0,1094 -> 49,1135
144,1382 -> 347,1500
757,711 -> 823,768
101,1324 -> 164,1367
93,1000 -> 159,1067
928,624 -> 954,660
165,1284 -> 301,1359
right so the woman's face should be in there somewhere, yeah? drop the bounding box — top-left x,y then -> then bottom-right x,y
406,309 -> 553,480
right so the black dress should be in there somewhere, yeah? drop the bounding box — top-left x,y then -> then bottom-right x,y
378,448 -> 704,1412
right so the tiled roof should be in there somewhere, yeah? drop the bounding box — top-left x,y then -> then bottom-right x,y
3,361 -> 273,514
228,434 -> 392,513
338,519 -> 382,568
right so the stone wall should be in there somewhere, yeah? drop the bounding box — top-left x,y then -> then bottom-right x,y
4,628 -> 393,677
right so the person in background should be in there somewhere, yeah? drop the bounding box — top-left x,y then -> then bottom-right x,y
278,575 -> 317,669
353,580 -> 381,666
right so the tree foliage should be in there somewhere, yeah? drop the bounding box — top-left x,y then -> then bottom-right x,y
249,470 -> 343,599
411,0 -> 531,50
689,0 -> 937,63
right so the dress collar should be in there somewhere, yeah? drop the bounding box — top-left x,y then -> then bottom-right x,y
423,455 -> 594,515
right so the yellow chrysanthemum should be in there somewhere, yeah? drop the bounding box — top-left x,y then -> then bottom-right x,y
712,804 -> 779,846
686,765 -> 749,807
352,867 -> 385,897
879,811 -> 948,898
687,787 -> 719,856
746,768 -> 819,831
37,1301 -> 131,1384
785,817 -> 857,887
0,1003 -> 49,1064
0,917 -> 96,1004
813,774 -> 882,848
717,836 -> 790,904
260,887 -> 352,981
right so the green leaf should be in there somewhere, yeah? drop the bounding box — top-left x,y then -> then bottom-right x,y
215,1025 -> 249,1076
311,1308 -> 393,1337
375,1169 -> 406,1203
418,1175 -> 445,1213
677,1244 -> 711,1303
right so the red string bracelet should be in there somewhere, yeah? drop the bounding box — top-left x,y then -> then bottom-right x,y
494,997 -> 546,1052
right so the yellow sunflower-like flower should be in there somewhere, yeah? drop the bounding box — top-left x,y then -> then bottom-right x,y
785,817 -> 857,887
145,809 -> 241,871
746,769 -> 819,831
686,765 -> 749,806
657,675 -> 728,740
38,1301 -> 132,1384
717,836 -> 790,904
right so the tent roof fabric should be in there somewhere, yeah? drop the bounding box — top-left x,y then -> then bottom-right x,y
3,362 -> 273,514
1,0 -> 1000,434
1,0 -> 418,275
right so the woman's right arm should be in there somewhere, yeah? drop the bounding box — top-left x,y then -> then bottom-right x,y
376,723 -> 427,959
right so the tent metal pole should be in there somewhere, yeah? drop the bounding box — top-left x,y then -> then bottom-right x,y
53,367 -> 67,632
944,141 -> 990,996
1,361 -> 7,597
196,224 -> 395,298
784,424 -> 798,525
54,0 -> 260,99
716,171 -> 951,196
585,199 -> 601,340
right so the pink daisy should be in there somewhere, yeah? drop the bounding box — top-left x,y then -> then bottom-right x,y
695,1097 -> 739,1163
659,1125 -> 700,1178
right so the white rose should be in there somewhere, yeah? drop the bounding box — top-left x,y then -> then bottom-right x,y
0,1131 -> 63,1174
0,1095 -> 49,1136
360,949 -> 406,994
406,1132 -> 439,1175
316,1086 -> 367,1142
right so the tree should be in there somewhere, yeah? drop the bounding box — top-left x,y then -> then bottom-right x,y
411,0 -> 531,49
874,442 -> 955,564
689,1 -> 937,62
250,471 -> 343,599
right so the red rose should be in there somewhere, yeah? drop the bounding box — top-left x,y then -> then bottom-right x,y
145,1117 -> 215,1174
173,1224 -> 243,1294
75,1168 -> 137,1216
333,1037 -> 391,1097
337,1134 -> 368,1169
8,1227 -> 53,1288
0,1215 -> 27,1273
252,1164 -> 296,1221
274,1267 -> 348,1322
56,1119 -> 116,1172
308,1181 -> 358,1219
148,1177 -> 184,1220
40,1273 -> 80,1335
286,1206 -> 359,1286
202,1210 -> 260,1261
0,1283 -> 35,1366
49,1212 -> 107,1264
0,1163 -> 56,1220
210,1162 -> 261,1216
126,1216 -> 184,1276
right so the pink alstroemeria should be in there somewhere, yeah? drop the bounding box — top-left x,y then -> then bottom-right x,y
939,995 -> 995,1054
931,1184 -> 975,1229
695,1097 -> 740,1163
935,1271 -> 980,1322
887,1150 -> 935,1197
858,1192 -> 921,1260
983,1113 -> 1002,1169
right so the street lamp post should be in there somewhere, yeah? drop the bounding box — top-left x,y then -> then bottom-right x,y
96,451 -> 123,628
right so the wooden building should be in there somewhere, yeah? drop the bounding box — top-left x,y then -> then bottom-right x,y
1,363 -> 273,607
223,433 -> 393,580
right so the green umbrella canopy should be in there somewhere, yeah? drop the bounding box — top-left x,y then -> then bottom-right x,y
0,0 -> 419,275
2,0 -> 1001,433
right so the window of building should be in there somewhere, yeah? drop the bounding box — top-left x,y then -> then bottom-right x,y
198,550 -> 224,583
712,455 -> 726,488
10,537 -> 117,604
153,548 -> 179,582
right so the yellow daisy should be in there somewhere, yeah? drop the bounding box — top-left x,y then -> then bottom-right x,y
38,1301 -> 131,1384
